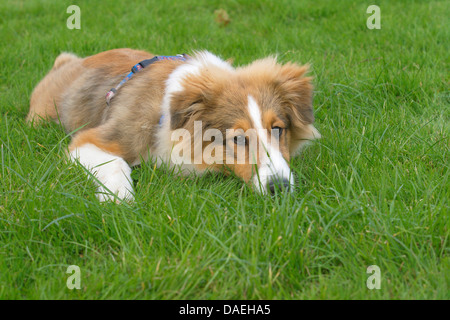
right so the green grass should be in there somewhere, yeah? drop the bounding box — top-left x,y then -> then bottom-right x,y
0,0 -> 448,299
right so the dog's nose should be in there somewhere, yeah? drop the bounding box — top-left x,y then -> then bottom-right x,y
267,177 -> 290,194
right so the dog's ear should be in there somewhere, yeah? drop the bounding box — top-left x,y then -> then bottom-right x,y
273,62 -> 320,155
275,63 -> 314,127
169,73 -> 219,130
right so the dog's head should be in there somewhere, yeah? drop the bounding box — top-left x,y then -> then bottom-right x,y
166,52 -> 320,194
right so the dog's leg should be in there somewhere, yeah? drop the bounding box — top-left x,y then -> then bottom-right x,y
68,128 -> 134,202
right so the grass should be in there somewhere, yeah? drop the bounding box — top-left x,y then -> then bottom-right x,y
0,0 -> 448,299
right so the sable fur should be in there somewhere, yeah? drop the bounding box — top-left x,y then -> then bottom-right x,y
28,48 -> 319,197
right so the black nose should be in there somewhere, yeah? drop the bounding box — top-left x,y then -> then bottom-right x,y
267,177 -> 290,194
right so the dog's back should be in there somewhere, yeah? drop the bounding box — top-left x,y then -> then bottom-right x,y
27,49 -> 152,126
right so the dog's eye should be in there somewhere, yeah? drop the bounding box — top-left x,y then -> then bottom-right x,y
233,135 -> 247,146
272,126 -> 284,138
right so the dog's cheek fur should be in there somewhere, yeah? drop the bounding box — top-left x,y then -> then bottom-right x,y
169,95 -> 204,130
169,69 -> 222,130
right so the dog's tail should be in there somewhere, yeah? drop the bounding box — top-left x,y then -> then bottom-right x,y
27,52 -> 82,125
52,52 -> 79,70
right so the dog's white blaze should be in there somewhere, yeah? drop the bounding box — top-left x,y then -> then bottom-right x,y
70,143 -> 134,202
247,95 -> 294,193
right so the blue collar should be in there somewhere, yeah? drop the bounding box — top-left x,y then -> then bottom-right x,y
105,54 -> 190,106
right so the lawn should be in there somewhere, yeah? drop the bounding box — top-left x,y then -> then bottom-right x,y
0,0 -> 448,299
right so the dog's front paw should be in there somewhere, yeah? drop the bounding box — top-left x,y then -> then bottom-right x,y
94,158 -> 134,203
96,181 -> 134,203
70,143 -> 135,203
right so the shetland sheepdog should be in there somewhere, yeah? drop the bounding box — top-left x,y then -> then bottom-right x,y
28,49 -> 320,201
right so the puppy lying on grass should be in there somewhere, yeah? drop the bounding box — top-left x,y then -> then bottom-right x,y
28,49 -> 320,201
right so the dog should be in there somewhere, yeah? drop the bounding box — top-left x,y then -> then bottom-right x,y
28,48 -> 320,201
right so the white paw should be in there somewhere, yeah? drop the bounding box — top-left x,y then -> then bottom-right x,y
96,186 -> 134,203
94,158 -> 134,203
70,144 -> 135,203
